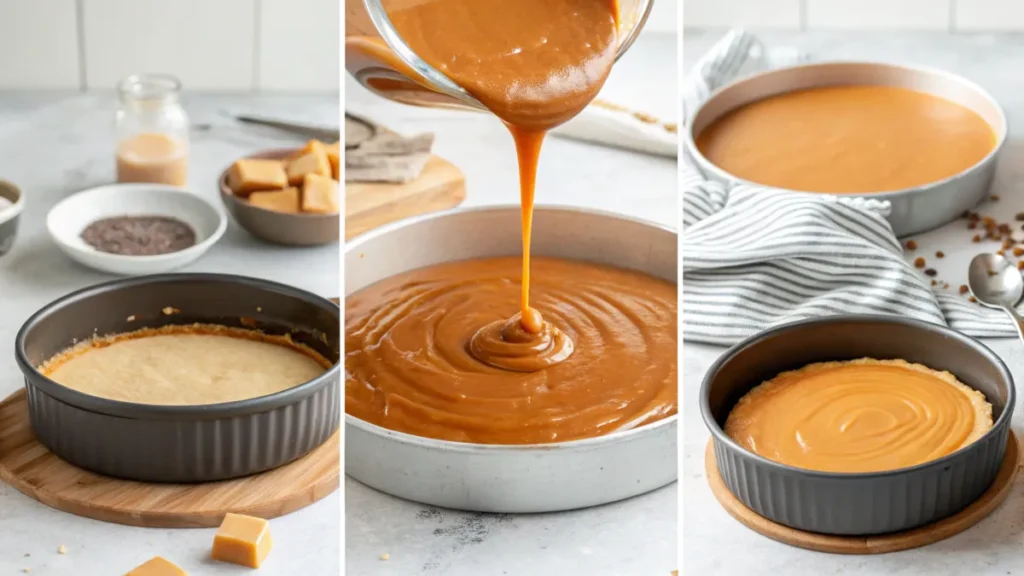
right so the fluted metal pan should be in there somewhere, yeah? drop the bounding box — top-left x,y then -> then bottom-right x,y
15,273 -> 341,483
685,62 -> 1007,237
700,315 -> 1014,535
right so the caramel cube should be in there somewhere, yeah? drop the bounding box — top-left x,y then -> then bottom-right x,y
301,173 -> 339,214
226,159 -> 288,197
249,187 -> 300,213
325,141 -> 340,180
211,513 -> 273,569
285,140 -> 331,185
125,556 -> 187,576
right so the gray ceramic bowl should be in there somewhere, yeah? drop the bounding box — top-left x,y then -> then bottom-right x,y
701,315 -> 1015,535
218,149 -> 339,246
0,180 -> 24,257
15,273 -> 341,483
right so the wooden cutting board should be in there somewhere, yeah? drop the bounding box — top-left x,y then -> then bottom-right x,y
0,389 -> 339,528
345,155 -> 466,240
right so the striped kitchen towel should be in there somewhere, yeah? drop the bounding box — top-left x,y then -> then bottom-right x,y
682,30 -> 1014,346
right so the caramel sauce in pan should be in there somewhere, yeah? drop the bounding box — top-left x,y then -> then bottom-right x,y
345,257 -> 677,444
724,359 -> 993,473
696,85 -> 996,194
345,1 -> 678,444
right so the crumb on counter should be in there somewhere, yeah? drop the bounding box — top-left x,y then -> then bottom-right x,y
58,545 -> 67,554
973,234 -> 982,243
126,315 -> 136,322
905,240 -> 917,250
992,194 -> 1001,201
960,285 -> 969,295
913,257 -> 926,269
381,553 -> 390,561
924,268 -> 937,277
161,307 -> 180,316
935,251 -> 945,258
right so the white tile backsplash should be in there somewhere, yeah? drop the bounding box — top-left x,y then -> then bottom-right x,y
259,0 -> 339,91
683,0 -> 802,29
83,0 -> 255,91
685,0 -> 1024,31
807,0 -> 951,30
955,0 -> 1024,31
0,0 -> 80,89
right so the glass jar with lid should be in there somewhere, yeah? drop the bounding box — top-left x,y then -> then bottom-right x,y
115,74 -> 190,187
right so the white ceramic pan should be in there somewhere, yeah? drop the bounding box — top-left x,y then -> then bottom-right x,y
344,206 -> 678,512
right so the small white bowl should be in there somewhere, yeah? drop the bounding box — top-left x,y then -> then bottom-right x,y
47,184 -> 227,276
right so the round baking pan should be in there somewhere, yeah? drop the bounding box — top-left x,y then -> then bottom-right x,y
345,206 -> 678,513
14,273 -> 341,483
701,315 -> 1014,535
685,62 -> 1007,237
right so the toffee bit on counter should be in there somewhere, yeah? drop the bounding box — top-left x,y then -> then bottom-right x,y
913,257 -> 926,269
943,282 -> 950,289
970,295 -> 977,302
161,307 -> 180,315
930,279 -> 937,286
991,194 -> 1001,201
1018,261 -> 1024,271
1015,247 -> 1024,257
924,268 -> 938,277
57,545 -> 67,555
1000,223 -> 1013,235
972,234 -> 982,243
935,251 -> 945,258
381,553 -> 390,561
905,240 -> 918,250
80,215 -> 196,256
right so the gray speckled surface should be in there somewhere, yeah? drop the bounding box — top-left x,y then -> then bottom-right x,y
0,93 -> 339,576
684,29 -> 1024,575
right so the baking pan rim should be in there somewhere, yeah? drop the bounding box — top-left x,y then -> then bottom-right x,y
684,60 -> 1009,200
14,272 -> 341,421
699,314 -> 1016,480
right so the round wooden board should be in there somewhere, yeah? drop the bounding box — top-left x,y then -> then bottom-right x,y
0,389 -> 339,528
705,432 -> 1020,554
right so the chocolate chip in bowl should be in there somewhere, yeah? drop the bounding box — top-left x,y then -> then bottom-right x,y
218,143 -> 340,246
14,273 -> 341,482
701,315 -> 1015,536
46,183 -> 226,275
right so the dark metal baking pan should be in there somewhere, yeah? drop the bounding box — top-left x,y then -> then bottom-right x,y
14,273 -> 341,483
685,62 -> 1007,237
700,315 -> 1014,535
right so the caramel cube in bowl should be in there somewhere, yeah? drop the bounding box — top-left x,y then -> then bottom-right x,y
125,556 -> 187,575
325,141 -> 340,180
249,187 -> 300,214
285,140 -> 331,185
302,173 -> 339,214
211,513 -> 273,569
226,159 -> 288,197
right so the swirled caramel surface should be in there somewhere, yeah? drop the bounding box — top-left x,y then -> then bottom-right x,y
724,359 -> 993,473
345,257 -> 677,444
696,85 -> 997,194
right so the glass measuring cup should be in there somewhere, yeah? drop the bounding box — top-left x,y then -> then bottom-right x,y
345,0 -> 653,112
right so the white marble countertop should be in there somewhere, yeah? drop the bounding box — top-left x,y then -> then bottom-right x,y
0,94 -> 340,575
345,32 -> 679,575
684,29 -> 1024,575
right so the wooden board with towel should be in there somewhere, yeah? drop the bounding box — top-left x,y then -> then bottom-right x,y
345,113 -> 466,239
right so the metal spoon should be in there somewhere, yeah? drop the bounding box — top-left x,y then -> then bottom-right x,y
968,252 -> 1024,341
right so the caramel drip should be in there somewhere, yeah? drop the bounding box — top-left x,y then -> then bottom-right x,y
724,359 -> 993,473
